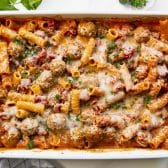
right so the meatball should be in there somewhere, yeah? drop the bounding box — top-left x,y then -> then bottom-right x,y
79,74 -> 99,88
19,118 -> 38,135
35,70 -> 53,90
78,21 -> 97,37
84,125 -> 103,148
1,127 -> 20,147
134,27 -> 150,43
49,59 -> 65,75
66,41 -> 84,59
47,113 -> 67,131
8,41 -> 25,57
69,127 -> 85,149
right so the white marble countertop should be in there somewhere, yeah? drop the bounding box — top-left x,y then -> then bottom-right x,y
1,0 -> 168,167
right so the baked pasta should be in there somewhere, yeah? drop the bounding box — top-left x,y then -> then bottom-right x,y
0,18 -> 167,150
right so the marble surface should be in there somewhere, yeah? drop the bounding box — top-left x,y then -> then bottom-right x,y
2,0 -> 168,167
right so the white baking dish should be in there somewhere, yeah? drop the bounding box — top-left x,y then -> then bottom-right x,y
0,11 -> 168,159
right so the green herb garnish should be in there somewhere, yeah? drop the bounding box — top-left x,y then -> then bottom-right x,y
0,0 -> 42,10
21,71 -> 28,78
119,0 -> 147,8
21,47 -> 38,58
72,77 -> 78,81
137,45 -> 141,53
76,114 -> 80,121
55,94 -> 61,100
111,102 -> 126,109
136,118 -> 141,123
108,42 -> 116,54
114,62 -> 121,68
13,38 -> 25,46
144,95 -> 152,105
64,57 -> 72,64
27,139 -> 34,149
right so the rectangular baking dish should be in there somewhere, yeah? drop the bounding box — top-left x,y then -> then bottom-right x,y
0,11 -> 168,159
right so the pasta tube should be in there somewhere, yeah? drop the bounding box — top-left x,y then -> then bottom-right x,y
18,28 -> 47,47
8,92 -> 35,102
0,24 -> 17,40
81,38 -> 96,65
0,42 -> 10,74
106,28 -> 118,41
71,89 -> 80,114
150,126 -> 168,149
147,92 -> 168,112
16,101 -> 45,114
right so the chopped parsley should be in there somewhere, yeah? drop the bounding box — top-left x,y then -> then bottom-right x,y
27,139 -> 34,149
136,118 -> 141,123
55,94 -> 61,100
144,95 -> 152,105
13,38 -> 25,46
114,62 -> 121,68
108,42 -> 116,54
83,102 -> 90,107
111,101 -> 127,109
72,76 -> 78,81
63,57 -> 72,64
68,113 -> 71,119
97,32 -> 105,39
131,72 -> 137,83
21,47 -> 38,58
76,114 -> 80,121
137,45 -> 141,53
21,71 -> 28,78
31,71 -> 41,81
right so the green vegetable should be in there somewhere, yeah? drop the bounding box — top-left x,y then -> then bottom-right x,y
119,0 -> 129,4
27,140 -> 34,149
21,47 -> 38,58
144,95 -> 152,105
55,94 -> 61,100
130,0 -> 147,8
136,118 -> 141,123
108,42 -> 116,54
113,62 -> 121,68
21,71 -> 28,78
0,0 -> 17,10
21,0 -> 42,10
76,114 -> 80,121
137,45 -> 141,53
13,38 -> 25,46
31,71 -> 41,81
119,0 -> 147,8
0,0 -> 42,10
72,77 -> 78,81
64,57 -> 72,64
111,102 -> 126,109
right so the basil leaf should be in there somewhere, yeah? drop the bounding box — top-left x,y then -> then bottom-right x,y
9,0 -> 17,4
21,0 -> 42,10
29,0 -> 42,9
0,0 -> 17,10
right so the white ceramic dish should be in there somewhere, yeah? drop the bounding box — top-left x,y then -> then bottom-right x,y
0,11 -> 168,159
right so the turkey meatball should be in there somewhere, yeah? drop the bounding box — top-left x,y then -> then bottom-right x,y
47,113 -> 67,131
49,59 -> 65,75
19,118 -> 38,135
